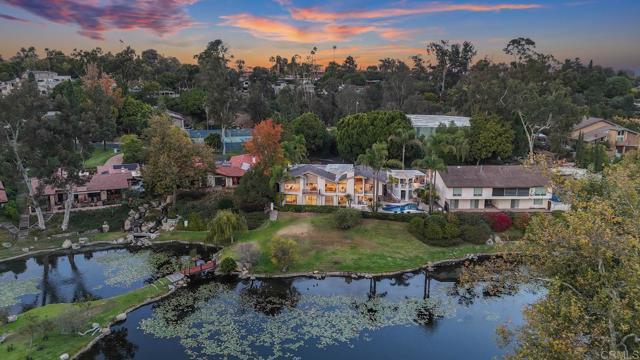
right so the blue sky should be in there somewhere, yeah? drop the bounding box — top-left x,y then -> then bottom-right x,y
0,0 -> 638,72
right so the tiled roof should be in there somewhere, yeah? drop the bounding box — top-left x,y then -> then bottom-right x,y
215,166 -> 246,177
31,172 -> 131,196
438,165 -> 548,188
229,154 -> 258,170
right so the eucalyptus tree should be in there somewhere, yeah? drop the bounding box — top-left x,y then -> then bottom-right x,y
0,80 -> 49,229
197,40 -> 240,155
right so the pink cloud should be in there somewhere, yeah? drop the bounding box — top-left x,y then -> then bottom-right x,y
221,13 -> 407,43
3,0 -> 198,40
290,3 -> 543,22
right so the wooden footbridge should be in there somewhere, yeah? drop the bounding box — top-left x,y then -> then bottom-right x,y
179,259 -> 217,276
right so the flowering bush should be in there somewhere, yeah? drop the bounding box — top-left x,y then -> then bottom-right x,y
486,212 -> 512,232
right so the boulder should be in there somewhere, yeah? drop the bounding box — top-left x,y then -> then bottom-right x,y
116,237 -> 127,244
101,222 -> 110,233
115,313 -> 127,322
126,234 -> 134,242
78,237 -> 88,244
22,247 -> 29,253
71,243 -> 80,250
2,242 -> 11,248
7,315 -> 17,323
59,353 -> 69,360
486,238 -> 494,246
123,219 -> 132,232
61,239 -> 72,249
101,327 -> 111,335
128,209 -> 136,217
493,234 -> 503,244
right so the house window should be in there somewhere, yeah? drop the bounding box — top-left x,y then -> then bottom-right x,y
533,187 -> 546,196
325,196 -> 335,206
338,196 -> 348,206
304,195 -> 317,205
325,182 -> 337,193
492,188 -> 504,196
617,130 -> 624,142
510,199 -> 520,209
338,180 -> 347,193
285,195 -> 298,205
533,198 -> 543,206
284,181 -> 300,192
473,188 -> 483,196
471,199 -> 480,209
453,188 -> 462,197
451,199 -> 459,209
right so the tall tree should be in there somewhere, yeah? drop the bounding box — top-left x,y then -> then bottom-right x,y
143,115 -> 214,203
286,112 -> 328,156
427,40 -> 476,99
356,142 -> 388,212
282,134 -> 307,164
388,128 -> 421,169
0,80 -> 49,229
244,119 -> 285,171
197,40 -> 240,155
468,113 -> 514,164
412,152 -> 445,213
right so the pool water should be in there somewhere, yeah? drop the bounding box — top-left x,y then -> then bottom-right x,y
382,203 -> 420,213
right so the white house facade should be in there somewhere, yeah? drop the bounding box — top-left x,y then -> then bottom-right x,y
280,164 -> 386,208
434,165 -> 552,211
387,169 -> 427,202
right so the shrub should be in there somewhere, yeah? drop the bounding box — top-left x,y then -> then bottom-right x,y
408,213 -> 462,247
180,213 -> 206,231
270,237 -> 298,272
486,212 -> 513,232
333,208 -> 362,229
216,196 -> 235,210
513,213 -> 530,231
460,223 -> 492,244
144,208 -> 163,223
219,257 -> 237,274
3,200 -> 18,222
278,204 -> 338,213
236,242 -> 260,266
457,212 -> 487,227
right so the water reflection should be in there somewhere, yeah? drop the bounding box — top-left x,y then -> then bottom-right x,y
0,244 -> 215,315
83,269 -> 541,360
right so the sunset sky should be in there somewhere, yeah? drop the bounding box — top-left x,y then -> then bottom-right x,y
0,0 -> 638,72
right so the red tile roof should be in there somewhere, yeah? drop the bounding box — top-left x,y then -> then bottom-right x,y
229,154 -> 258,169
0,181 -> 7,203
31,172 -> 131,196
215,166 -> 246,177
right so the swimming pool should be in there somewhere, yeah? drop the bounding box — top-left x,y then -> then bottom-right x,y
381,203 -> 421,213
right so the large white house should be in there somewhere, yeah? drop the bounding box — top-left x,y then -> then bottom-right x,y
280,164 -> 386,208
387,169 -> 427,202
434,165 -> 552,211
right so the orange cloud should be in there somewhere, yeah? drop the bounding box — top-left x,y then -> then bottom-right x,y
220,13 -> 408,43
290,3 -> 542,22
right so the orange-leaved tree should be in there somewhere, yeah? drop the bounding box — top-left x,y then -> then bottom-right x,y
244,119 -> 285,173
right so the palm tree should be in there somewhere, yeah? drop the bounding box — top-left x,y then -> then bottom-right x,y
283,134 -> 307,165
357,142 -> 388,212
412,153 -> 445,213
388,128 -> 421,169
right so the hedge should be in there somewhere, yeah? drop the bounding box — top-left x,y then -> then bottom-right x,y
278,204 -> 425,222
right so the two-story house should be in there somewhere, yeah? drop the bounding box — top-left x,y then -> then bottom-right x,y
571,117 -> 639,158
387,169 -> 427,202
434,165 -> 552,211
280,164 -> 386,208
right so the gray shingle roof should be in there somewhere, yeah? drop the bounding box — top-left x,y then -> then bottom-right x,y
438,165 -> 548,188
287,164 -> 387,183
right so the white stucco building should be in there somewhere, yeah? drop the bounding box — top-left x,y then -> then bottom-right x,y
280,164 -> 386,208
387,169 -> 427,202
434,165 -> 552,211
407,114 -> 471,138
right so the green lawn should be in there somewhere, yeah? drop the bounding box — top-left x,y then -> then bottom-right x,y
0,278 -> 172,360
155,230 -> 208,242
221,213 -> 496,274
84,148 -> 116,168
